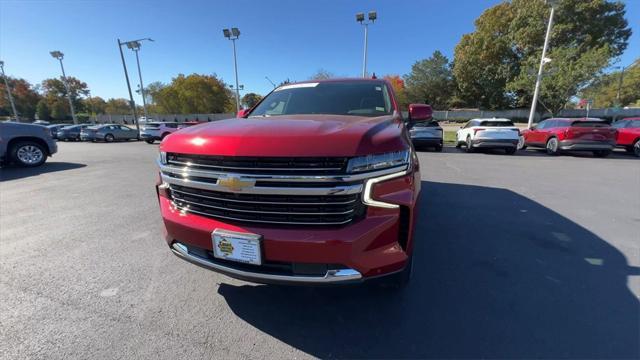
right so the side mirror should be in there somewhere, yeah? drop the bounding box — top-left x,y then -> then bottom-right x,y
237,109 -> 250,118
408,104 -> 433,123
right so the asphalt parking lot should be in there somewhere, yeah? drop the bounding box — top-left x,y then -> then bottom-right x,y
1,142 -> 638,359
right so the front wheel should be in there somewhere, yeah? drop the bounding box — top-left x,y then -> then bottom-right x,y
517,135 -> 527,150
104,134 -> 115,143
11,141 -> 47,167
546,137 -> 560,155
145,139 -> 155,144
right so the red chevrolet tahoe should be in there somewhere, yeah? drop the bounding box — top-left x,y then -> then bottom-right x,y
156,79 -> 429,287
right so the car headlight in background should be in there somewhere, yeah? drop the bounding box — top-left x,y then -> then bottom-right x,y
159,151 -> 167,165
346,150 -> 409,173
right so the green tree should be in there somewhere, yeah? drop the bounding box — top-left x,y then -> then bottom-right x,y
453,0 -> 632,111
580,60 -> 640,107
0,77 -> 41,119
403,51 -> 455,109
104,98 -> 132,114
41,76 -> 89,112
309,69 -> 334,80
241,93 -> 263,108
49,99 -> 69,120
152,74 -> 232,114
36,99 -> 51,120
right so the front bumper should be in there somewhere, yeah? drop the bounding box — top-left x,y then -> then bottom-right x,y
559,140 -> 615,151
158,170 -> 420,285
411,137 -> 443,147
471,138 -> 518,148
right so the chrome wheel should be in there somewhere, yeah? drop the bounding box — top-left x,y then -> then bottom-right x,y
517,136 -> 525,150
16,145 -> 44,165
634,140 -> 640,157
546,138 -> 559,155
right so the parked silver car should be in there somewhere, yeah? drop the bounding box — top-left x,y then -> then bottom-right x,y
0,122 -> 58,167
81,124 -> 139,142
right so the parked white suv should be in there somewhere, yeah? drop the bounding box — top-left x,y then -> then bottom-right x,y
140,122 -> 182,144
456,118 -> 520,154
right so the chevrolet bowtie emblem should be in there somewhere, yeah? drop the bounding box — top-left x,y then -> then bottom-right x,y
217,176 -> 255,191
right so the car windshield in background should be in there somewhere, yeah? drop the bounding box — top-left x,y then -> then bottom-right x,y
414,121 -> 440,127
249,81 -> 393,118
481,121 -> 514,127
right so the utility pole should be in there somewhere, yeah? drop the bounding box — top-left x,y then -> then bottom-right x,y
527,0 -> 558,129
356,11 -> 377,78
0,61 -> 19,122
50,51 -> 78,124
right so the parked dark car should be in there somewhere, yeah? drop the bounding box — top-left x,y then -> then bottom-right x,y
57,124 -> 91,141
46,124 -> 72,139
410,120 -> 443,151
0,122 -> 57,167
81,124 -> 139,142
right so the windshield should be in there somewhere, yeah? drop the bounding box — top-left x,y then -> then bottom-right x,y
249,81 -> 393,118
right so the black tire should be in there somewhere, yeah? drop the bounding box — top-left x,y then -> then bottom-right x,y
633,140 -> 640,157
10,141 -> 47,167
505,147 -> 517,155
455,141 -> 462,149
593,150 -> 611,158
104,134 -> 115,143
145,139 -> 155,144
517,135 -> 527,150
545,137 -> 560,155
465,136 -> 474,153
76,135 -> 81,141
160,132 -> 170,140
434,145 -> 443,152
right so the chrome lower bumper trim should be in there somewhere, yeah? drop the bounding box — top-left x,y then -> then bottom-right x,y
171,242 -> 363,284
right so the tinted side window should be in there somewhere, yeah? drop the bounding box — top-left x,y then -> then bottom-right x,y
630,120 -> 640,128
536,121 -> 547,129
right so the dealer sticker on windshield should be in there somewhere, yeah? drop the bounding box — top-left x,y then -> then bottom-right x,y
212,229 -> 262,265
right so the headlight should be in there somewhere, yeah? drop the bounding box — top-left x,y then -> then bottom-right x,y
159,151 -> 167,165
346,150 -> 409,173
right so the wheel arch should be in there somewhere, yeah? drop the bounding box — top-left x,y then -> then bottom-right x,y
7,137 -> 51,156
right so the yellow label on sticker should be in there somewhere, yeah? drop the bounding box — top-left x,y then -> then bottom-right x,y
217,238 -> 234,255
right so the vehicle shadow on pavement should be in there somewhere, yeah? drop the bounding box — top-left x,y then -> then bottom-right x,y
217,181 -> 639,359
0,162 -> 86,181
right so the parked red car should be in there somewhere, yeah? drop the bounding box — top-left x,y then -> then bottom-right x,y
518,118 -> 616,157
156,79 -> 427,287
612,117 -> 640,157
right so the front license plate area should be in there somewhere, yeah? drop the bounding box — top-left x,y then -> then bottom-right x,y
212,229 -> 262,265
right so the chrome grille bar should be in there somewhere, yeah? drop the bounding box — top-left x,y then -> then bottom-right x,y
170,187 -> 357,205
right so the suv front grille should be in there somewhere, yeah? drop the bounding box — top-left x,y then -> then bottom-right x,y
167,153 -> 348,175
169,184 -> 365,226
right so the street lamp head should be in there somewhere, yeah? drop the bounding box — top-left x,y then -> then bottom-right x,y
356,12 -> 365,22
368,11 -> 377,21
0,60 -> 4,67
231,28 -> 240,37
223,29 -> 231,38
126,41 -> 141,50
50,51 -> 64,60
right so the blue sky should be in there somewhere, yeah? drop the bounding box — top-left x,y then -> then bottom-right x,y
1,0 -> 638,104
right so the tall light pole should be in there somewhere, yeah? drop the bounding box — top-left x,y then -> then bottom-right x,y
356,11 -> 377,78
527,0 -> 558,129
265,76 -> 276,89
0,61 -> 19,122
125,39 -> 153,120
223,28 -> 241,113
50,51 -> 78,124
117,38 -> 151,135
